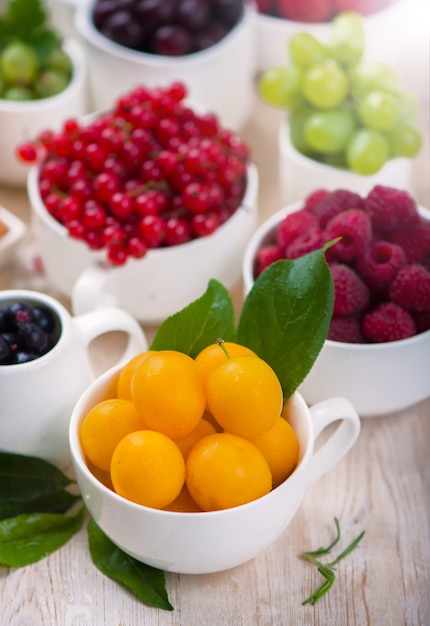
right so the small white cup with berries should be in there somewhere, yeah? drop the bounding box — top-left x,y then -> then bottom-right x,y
243,185 -> 430,417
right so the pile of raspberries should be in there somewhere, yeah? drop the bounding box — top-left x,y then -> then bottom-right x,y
254,185 -> 430,343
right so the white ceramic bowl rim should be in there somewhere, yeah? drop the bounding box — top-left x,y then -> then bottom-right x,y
0,39 -> 86,113
28,161 -> 258,258
75,0 -> 255,67
243,201 -> 430,352
69,365 -> 313,519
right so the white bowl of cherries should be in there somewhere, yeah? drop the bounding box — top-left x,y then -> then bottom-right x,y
24,82 -> 258,323
73,0 -> 256,131
243,185 -> 430,417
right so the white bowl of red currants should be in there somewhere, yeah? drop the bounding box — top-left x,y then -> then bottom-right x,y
26,83 -> 258,323
73,0 -> 256,131
243,185 -> 430,417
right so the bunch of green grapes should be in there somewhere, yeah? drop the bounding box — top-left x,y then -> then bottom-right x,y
258,12 -> 422,175
0,42 -> 73,101
0,0 -> 73,102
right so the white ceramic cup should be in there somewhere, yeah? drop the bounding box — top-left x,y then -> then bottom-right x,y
278,122 -> 413,206
0,39 -> 88,188
69,363 -> 360,574
28,163 -> 258,323
0,290 -> 147,466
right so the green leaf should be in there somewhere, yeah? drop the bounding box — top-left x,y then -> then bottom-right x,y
0,506 -> 85,567
150,279 -> 236,358
237,252 -> 333,399
0,452 -> 80,521
87,518 -> 173,611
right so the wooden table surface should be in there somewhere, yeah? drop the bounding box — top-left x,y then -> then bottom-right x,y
1,86 -> 429,626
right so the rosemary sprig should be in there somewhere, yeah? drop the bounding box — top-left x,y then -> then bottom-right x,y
300,517 -> 365,606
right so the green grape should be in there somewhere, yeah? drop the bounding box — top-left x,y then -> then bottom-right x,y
350,61 -> 399,96
397,91 -> 419,121
35,70 -> 69,98
346,129 -> 390,175
304,109 -> 356,154
387,123 -> 422,158
302,60 -> 348,109
258,65 -> 302,109
44,47 -> 73,76
0,41 -> 38,85
288,33 -> 326,69
2,85 -> 34,101
288,106 -> 314,156
328,11 -> 365,67
357,90 -> 401,131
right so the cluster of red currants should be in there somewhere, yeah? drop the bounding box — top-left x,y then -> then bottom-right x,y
17,82 -> 250,266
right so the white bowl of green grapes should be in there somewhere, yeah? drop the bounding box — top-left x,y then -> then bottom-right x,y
0,0 -> 88,187
258,12 -> 422,204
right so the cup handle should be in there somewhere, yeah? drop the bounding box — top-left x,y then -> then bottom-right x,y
73,307 -> 148,375
307,397 -> 361,484
71,263 -> 114,316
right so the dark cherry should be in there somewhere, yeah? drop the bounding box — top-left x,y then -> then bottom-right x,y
92,0 -> 244,56
177,0 -> 212,33
152,25 -> 192,56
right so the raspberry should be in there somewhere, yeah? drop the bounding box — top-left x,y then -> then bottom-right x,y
328,315 -> 365,343
303,189 -> 330,214
355,240 -> 407,292
313,189 -> 364,228
389,265 -> 430,312
285,227 -> 325,259
276,209 -> 318,249
254,244 -> 284,278
385,217 -> 430,264
331,264 -> 370,316
364,185 -> 419,235
362,302 -> 416,343
325,208 -> 372,262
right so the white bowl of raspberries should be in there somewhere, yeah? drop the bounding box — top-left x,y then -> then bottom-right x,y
243,185 -> 430,417
73,0 -> 256,131
25,83 -> 258,323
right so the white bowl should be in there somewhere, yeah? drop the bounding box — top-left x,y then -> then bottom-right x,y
278,122 -> 413,206
74,0 -> 256,131
0,206 -> 26,269
243,202 -> 430,417
69,361 -> 360,574
0,39 -> 88,188
28,163 -> 258,323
